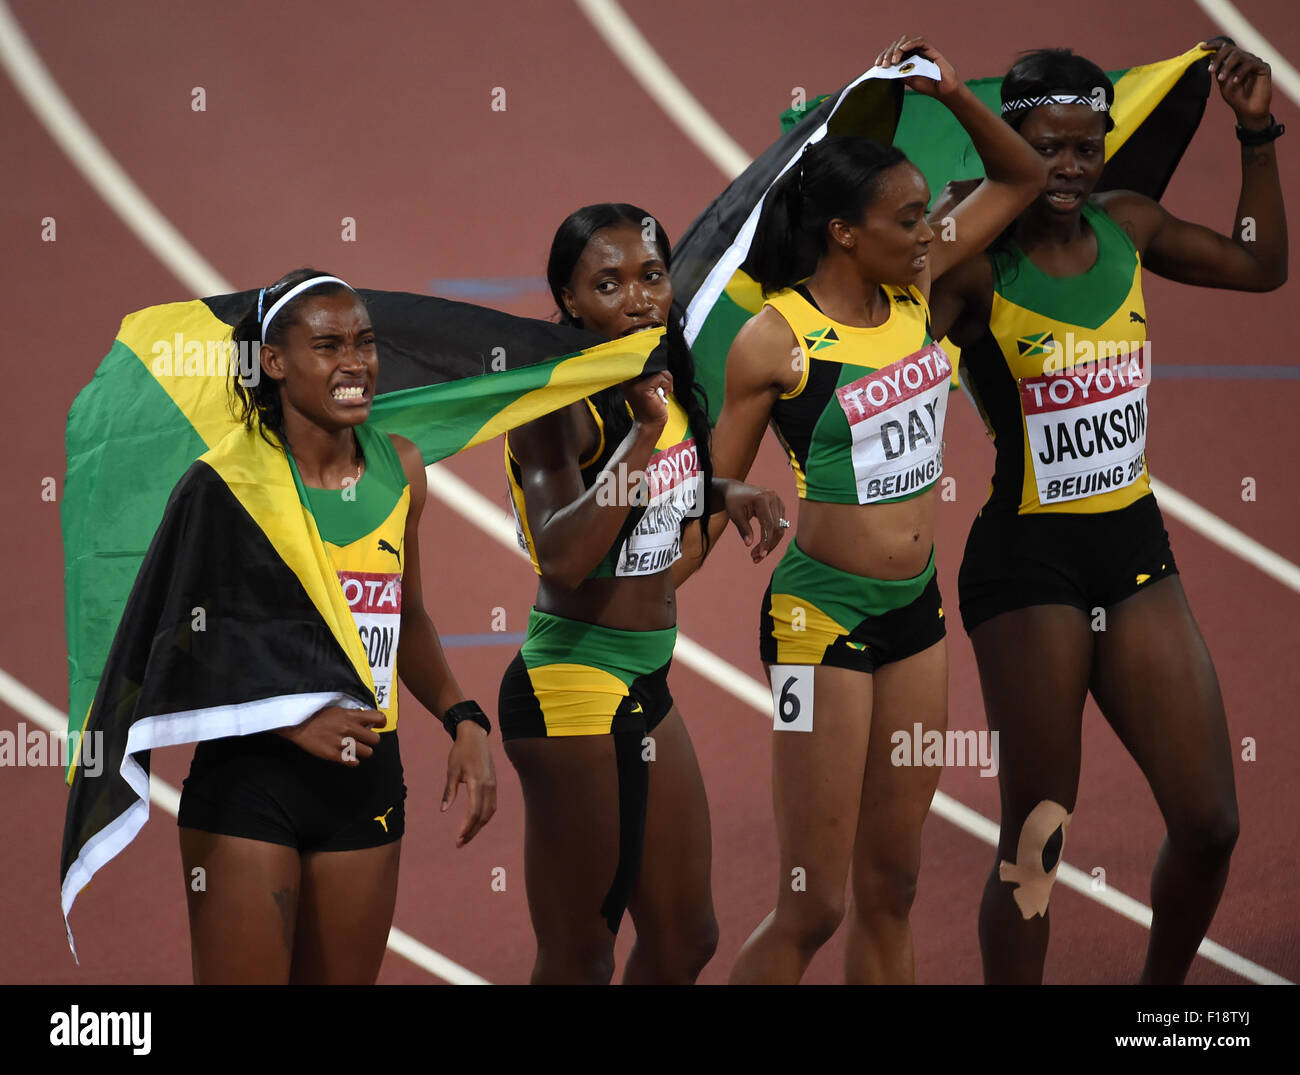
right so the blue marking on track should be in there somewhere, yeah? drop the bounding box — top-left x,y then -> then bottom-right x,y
439,632 -> 528,648
1155,365 -> 1300,380
428,276 -> 548,299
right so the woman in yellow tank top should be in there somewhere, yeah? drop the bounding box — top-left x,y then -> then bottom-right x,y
500,205 -> 787,983
929,41 -> 1286,982
677,35 -> 1047,983
176,270 -> 498,983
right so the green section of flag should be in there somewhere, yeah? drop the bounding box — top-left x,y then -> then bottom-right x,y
690,289 -> 752,423
895,77 -> 1006,194
367,335 -> 663,460
63,340 -> 207,743
678,51 -> 1208,426
62,294 -> 664,752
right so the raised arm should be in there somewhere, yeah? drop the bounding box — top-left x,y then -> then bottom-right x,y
673,307 -> 795,586
1096,41 -> 1286,292
875,36 -> 1046,287
509,374 -> 672,591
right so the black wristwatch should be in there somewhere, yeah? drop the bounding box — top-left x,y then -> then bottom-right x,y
440,699 -> 491,739
1236,114 -> 1285,145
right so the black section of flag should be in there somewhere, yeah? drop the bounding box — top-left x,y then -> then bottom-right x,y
203,289 -> 611,391
671,81 -> 903,309
1099,60 -> 1211,200
60,459 -> 372,886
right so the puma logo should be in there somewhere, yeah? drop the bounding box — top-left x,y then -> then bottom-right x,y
374,806 -> 395,832
378,539 -> 401,564
1129,310 -> 1146,325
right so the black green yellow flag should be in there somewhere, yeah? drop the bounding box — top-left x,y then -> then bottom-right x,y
60,291 -> 664,946
674,47 -> 1213,420
60,424 -> 384,950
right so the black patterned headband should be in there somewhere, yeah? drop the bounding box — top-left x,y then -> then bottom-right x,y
1001,93 -> 1109,116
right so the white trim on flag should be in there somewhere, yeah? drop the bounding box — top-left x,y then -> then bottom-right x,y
683,68 -> 891,344
60,690 -> 365,958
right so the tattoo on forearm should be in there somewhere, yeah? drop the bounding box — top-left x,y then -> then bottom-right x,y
1241,145 -> 1270,167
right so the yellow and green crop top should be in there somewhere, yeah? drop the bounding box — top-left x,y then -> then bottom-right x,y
289,423 -> 410,731
766,283 -> 953,504
959,201 -> 1152,515
507,392 -> 703,579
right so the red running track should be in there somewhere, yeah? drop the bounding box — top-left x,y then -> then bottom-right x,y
1,0 -> 1297,984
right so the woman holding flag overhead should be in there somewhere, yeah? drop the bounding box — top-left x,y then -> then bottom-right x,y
499,203 -> 787,983
684,36 -> 1045,984
927,39 -> 1285,983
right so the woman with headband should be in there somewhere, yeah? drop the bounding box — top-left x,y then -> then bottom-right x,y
928,40 -> 1285,982
676,35 -> 1045,984
176,269 -> 497,983
499,203 -> 787,983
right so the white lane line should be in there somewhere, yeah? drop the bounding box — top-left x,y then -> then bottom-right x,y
0,1 -> 228,296
386,927 -> 490,986
1193,0 -> 1300,108
0,1 -> 490,983
572,0 -> 751,179
919,788 -> 1291,988
1152,477 -> 1300,594
0,667 -> 489,984
583,0 -> 1300,597
6,0 -> 1288,983
423,466 -> 1292,986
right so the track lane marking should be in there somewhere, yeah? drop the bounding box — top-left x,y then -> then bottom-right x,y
0,0 -> 489,984
4,0 -> 1290,984
572,0 -> 751,178
424,463 -> 1293,985
578,0 -> 1300,591
1193,0 -> 1300,107
0,1 -> 226,297
0,667 -> 490,985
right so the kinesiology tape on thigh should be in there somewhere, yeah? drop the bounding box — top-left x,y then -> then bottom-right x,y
998,800 -> 1073,919
598,730 -> 651,935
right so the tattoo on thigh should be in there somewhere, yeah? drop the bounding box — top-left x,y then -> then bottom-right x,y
271,886 -> 297,953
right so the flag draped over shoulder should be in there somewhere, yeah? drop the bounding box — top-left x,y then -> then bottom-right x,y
61,424 -> 381,948
61,291 -> 664,947
673,47 -> 1213,421
65,293 -> 664,747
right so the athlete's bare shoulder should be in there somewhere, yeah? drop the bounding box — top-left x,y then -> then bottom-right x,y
1091,190 -> 1163,253
729,304 -> 802,395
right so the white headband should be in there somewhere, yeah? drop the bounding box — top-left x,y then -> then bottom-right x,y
1001,93 -> 1109,115
259,275 -> 354,343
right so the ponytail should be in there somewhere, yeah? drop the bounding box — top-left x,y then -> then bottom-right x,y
745,136 -> 908,295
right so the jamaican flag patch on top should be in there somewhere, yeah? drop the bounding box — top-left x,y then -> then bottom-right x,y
803,327 -> 840,353
1017,331 -> 1057,357
672,46 -> 1213,422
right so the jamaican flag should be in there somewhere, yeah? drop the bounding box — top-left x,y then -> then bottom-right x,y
60,290 -> 663,946
673,46 -> 1214,420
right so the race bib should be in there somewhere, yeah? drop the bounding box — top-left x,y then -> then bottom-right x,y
337,570 -> 402,710
615,438 -> 703,577
509,494 -> 530,553
1020,355 -> 1149,505
836,343 -> 951,504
